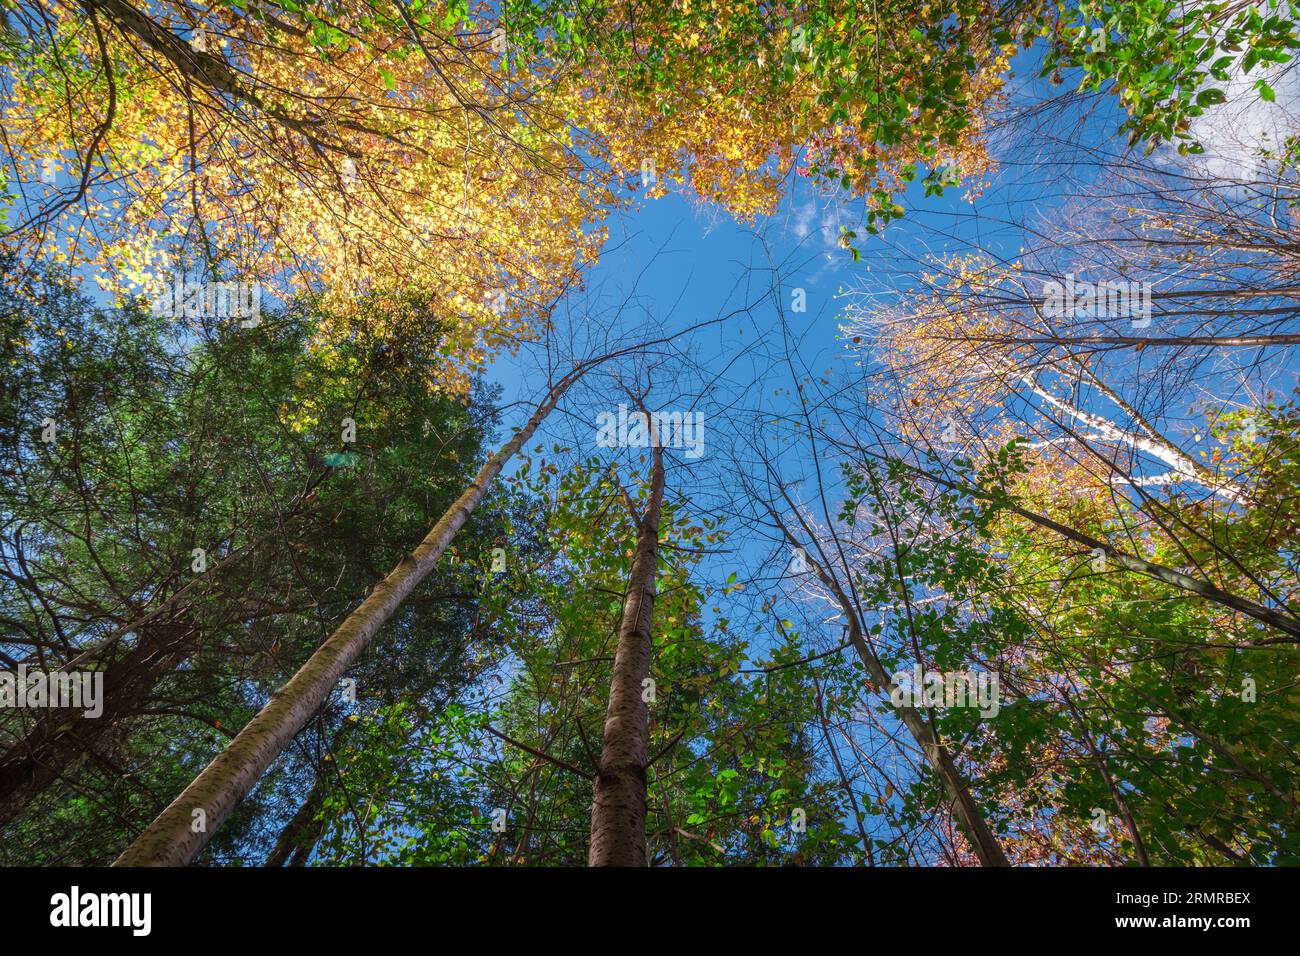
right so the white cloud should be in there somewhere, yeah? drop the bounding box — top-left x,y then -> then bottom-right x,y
1181,3 -> 1300,181
791,199 -> 816,239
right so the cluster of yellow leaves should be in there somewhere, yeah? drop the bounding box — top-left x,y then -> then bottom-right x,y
559,28 -> 815,221
3,1 -> 611,394
4,0 -> 1018,395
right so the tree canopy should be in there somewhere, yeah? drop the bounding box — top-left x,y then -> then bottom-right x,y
1,0 -> 1298,872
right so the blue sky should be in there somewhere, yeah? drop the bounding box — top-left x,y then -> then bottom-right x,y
465,49 -> 1300,858
481,49 -> 1095,592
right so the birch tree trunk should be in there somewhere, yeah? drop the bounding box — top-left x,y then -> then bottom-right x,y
588,446 -> 665,867
1017,369 -> 1245,503
114,368 -> 587,866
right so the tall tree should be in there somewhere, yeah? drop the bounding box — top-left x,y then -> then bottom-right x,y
588,441 -> 664,866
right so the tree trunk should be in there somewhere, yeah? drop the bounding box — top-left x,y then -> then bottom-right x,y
767,507 -> 1011,866
264,775 -> 326,867
114,367 -> 589,866
588,446 -> 665,867
1017,368 -> 1245,504
264,718 -> 361,866
0,620 -> 193,832
839,586 -> 1011,865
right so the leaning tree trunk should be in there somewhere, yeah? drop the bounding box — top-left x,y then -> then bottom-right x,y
588,446 -> 665,867
836,595 -> 1010,865
263,718 -> 359,866
114,365 -> 593,866
264,774 -> 327,867
768,508 -> 1011,866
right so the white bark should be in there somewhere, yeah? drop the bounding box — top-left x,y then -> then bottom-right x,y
1019,371 -> 1246,504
